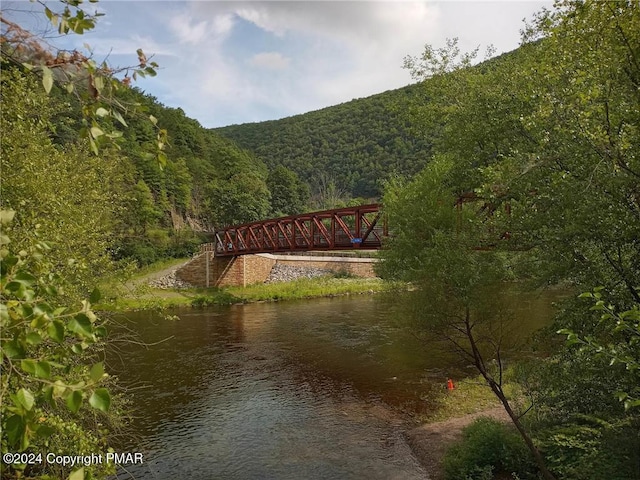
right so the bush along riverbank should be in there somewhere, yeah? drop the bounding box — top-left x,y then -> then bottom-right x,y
406,376 -> 530,480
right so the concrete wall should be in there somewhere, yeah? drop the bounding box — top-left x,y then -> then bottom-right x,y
176,252 -> 378,287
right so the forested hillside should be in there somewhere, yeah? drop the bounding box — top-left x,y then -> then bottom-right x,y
214,84 -> 433,200
1,71 -> 274,266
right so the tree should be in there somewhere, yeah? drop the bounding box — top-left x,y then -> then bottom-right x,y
1,3 -> 165,478
267,165 -> 310,216
206,172 -> 271,227
389,1 -> 640,476
378,157 -> 557,479
0,68 -> 128,301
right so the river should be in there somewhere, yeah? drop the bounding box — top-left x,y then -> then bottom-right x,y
107,290 -> 562,479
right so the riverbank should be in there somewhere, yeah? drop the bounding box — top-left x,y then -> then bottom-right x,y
406,379 -> 511,480
98,258 -> 392,311
407,407 -> 510,480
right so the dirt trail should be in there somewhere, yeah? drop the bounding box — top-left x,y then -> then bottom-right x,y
127,259 -> 190,288
405,407 -> 510,480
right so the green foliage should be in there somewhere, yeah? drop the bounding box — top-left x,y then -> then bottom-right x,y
1,0 -> 165,162
205,172 -> 271,227
1,212 -> 115,479
395,2 -> 640,478
558,288 -> 640,411
536,416 -> 640,480
215,84 -> 434,199
0,68 -> 126,300
267,165 -> 310,216
443,418 -> 536,480
378,156 -> 510,327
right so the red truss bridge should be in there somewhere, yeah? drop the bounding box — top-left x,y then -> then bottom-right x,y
214,204 -> 386,257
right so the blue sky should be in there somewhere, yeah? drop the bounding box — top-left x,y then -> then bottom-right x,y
4,1 -> 552,128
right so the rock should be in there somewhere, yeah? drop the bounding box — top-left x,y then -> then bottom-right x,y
265,263 -> 332,284
148,270 -> 193,289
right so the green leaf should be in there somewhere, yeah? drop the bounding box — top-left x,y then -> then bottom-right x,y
157,151 -> 168,168
95,107 -> 109,117
2,339 -> 25,359
35,361 -> 51,379
66,390 -> 83,413
89,287 -> 101,304
90,126 -> 104,139
624,398 -> 640,410
93,76 -> 104,93
94,326 -> 107,337
89,388 -> 111,412
89,137 -> 98,155
89,362 -> 105,383
52,380 -> 66,398
5,415 -> 24,447
112,109 -> 128,127
43,386 -> 54,405
26,332 -> 43,346
17,388 -> 35,411
68,467 -> 85,480
42,66 -> 54,94
48,320 -> 65,343
68,314 -> 92,338
149,114 -> 158,125
21,359 -> 37,375
14,271 -> 36,286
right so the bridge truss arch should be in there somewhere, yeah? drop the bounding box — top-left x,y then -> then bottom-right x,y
214,204 -> 386,257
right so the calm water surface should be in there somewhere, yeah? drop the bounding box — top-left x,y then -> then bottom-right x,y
108,291 -> 561,479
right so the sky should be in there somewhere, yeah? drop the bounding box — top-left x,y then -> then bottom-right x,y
4,1 -> 553,128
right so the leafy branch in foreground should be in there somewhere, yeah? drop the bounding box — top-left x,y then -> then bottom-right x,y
0,0 -> 167,163
1,210 -> 114,479
559,287 -> 640,411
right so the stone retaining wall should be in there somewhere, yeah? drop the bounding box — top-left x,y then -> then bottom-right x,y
176,252 -> 378,287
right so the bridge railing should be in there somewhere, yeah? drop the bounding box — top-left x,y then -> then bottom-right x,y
214,203 -> 386,257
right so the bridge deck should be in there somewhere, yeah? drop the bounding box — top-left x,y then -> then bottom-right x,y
214,204 -> 386,257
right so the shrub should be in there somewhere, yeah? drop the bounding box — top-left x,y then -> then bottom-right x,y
536,415 -> 640,480
443,417 -> 537,480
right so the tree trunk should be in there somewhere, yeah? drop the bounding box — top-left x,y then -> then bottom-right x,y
464,307 -> 556,480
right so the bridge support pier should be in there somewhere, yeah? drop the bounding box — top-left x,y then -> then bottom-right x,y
176,253 -> 276,288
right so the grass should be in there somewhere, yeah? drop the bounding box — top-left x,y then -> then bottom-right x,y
98,257 -> 191,302
98,273 -> 392,311
225,276 -> 384,302
422,375 -> 518,424
125,257 -> 191,282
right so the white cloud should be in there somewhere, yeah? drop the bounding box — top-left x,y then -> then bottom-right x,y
248,52 -> 291,70
169,12 -> 209,45
78,1 -> 553,128
77,33 -> 177,58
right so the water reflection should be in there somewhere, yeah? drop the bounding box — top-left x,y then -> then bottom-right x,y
108,290 -> 562,479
